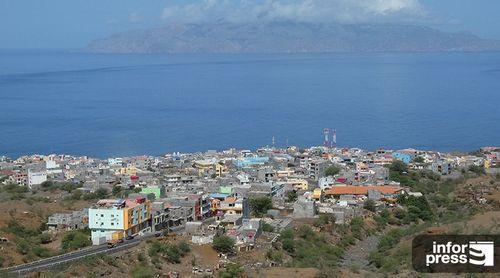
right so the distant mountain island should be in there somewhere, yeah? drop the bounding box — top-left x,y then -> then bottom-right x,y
87,21 -> 500,53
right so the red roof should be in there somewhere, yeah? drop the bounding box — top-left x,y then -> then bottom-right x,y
0,170 -> 16,176
324,186 -> 402,196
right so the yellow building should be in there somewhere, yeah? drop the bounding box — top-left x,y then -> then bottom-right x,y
287,178 -> 308,191
194,159 -> 216,176
215,162 -> 228,177
276,169 -> 294,178
119,165 -> 138,175
89,198 -> 151,245
312,188 -> 322,200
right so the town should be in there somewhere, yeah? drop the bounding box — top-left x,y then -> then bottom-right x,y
1,144 -> 499,277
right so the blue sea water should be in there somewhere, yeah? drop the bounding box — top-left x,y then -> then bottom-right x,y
1,50 -> 499,158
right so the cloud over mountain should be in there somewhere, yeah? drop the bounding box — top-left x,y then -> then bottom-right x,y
161,0 -> 426,24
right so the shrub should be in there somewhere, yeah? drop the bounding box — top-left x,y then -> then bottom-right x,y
325,166 -> 340,177
112,186 -> 122,196
468,165 -> 486,175
212,235 -> 235,254
281,225 -> 345,269
314,213 -> 334,228
266,249 -> 283,263
178,241 -> 191,255
285,190 -> 298,203
61,230 -> 91,251
350,217 -> 365,239
363,199 -> 376,212
38,233 -> 53,244
32,246 -> 52,258
95,188 -> 109,199
413,156 -> 425,163
262,222 -> 274,232
146,193 -> 156,201
131,264 -> 154,278
282,238 -> 295,253
249,197 -> 273,217
163,245 -> 181,263
219,263 -> 244,278
3,220 -> 40,238
148,241 -> 188,263
16,239 -> 30,255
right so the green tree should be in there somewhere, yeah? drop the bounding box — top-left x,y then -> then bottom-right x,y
262,222 -> 274,232
40,181 -> 54,189
112,186 -> 122,196
285,190 -> 298,203
325,166 -> 340,177
249,197 -> 273,217
38,233 -> 52,244
363,199 -> 377,212
61,230 -> 91,251
389,160 -> 408,174
280,229 -> 295,253
95,188 -> 109,199
413,156 -> 425,163
212,235 -> 235,254
148,241 -> 189,263
146,193 -> 156,201
468,165 -> 486,175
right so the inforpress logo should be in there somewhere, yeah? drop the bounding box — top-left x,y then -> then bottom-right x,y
413,235 -> 500,272
468,241 -> 494,266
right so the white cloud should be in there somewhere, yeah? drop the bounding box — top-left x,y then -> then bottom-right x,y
161,0 -> 426,24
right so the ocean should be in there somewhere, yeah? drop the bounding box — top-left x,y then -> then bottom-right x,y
1,50 -> 499,158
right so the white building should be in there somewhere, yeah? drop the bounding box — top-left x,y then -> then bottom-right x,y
27,168 -> 47,188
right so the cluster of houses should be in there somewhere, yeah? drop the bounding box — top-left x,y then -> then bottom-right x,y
0,146 -> 497,248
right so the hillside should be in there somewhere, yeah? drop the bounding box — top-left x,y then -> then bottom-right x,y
87,21 -> 500,53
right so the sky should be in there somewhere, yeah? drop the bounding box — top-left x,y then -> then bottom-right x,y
1,0 -> 500,49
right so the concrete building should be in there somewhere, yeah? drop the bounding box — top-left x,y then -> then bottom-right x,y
309,160 -> 326,181
431,161 -> 452,175
27,168 -> 47,188
89,197 -> 151,245
293,196 -> 316,218
47,209 -> 88,231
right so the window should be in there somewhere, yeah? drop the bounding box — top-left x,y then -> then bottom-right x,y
111,223 -> 114,226
101,214 -> 104,217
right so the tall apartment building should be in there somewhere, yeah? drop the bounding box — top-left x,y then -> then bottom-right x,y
27,168 -> 47,188
89,197 -> 151,245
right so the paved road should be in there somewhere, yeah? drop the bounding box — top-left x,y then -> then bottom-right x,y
2,225 -> 187,275
2,235 -> 148,275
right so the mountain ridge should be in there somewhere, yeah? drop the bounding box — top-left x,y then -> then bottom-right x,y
87,21 -> 500,53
